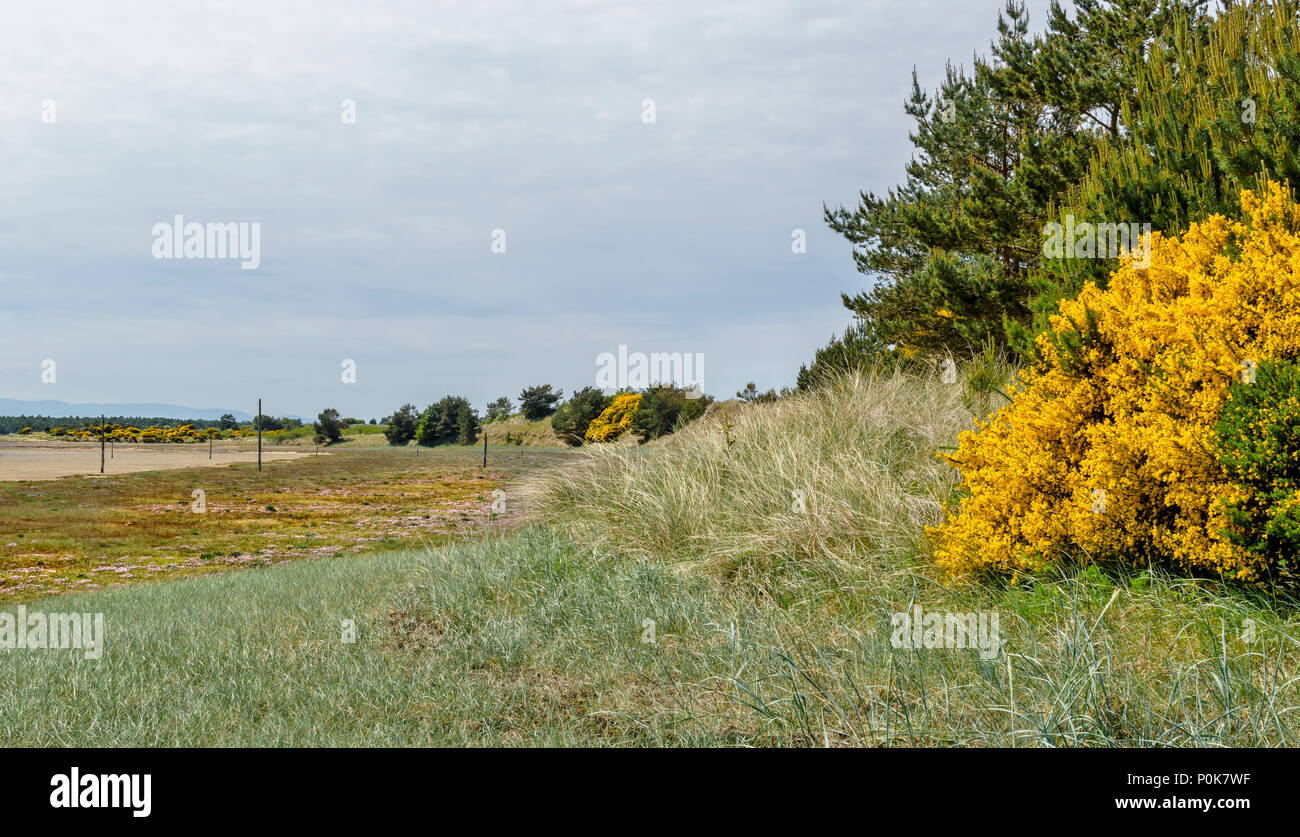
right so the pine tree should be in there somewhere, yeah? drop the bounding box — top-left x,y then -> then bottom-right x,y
415,396 -> 477,446
821,0 -> 1207,364
550,387 -> 612,446
383,404 -> 419,445
518,385 -> 563,421
485,397 -> 513,422
1022,0 -> 1300,357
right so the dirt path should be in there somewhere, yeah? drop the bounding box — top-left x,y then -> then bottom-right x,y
0,442 -> 312,481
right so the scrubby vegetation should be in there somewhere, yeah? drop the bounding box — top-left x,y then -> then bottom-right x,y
584,393 -> 642,443
383,404 -> 420,445
415,396 -> 479,447
0,446 -> 562,600
530,370 -> 967,573
630,385 -> 712,441
378,382 -> 713,451
313,408 -> 345,445
485,397 -> 514,423
10,369 -> 1297,746
1214,359 -> 1300,584
934,182 -> 1300,586
819,0 -> 1300,365
503,368 -> 1300,745
11,0 -> 1300,748
518,385 -> 563,421
4,412 -> 312,442
550,387 -> 612,446
484,412 -> 563,447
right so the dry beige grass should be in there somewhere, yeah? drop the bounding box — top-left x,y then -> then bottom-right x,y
512,367 -> 1300,746
524,368 -> 981,575
6,369 -> 1300,746
482,414 -> 563,447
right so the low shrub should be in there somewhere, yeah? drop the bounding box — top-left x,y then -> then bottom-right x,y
1214,359 -> 1300,584
933,182 -> 1300,584
584,393 -> 641,443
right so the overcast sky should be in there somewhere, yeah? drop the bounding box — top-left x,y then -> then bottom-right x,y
0,0 -> 1047,419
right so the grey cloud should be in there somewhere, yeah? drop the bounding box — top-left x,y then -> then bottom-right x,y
0,0 -> 1045,416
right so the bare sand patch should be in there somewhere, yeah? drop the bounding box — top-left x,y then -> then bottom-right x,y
0,442 -> 314,481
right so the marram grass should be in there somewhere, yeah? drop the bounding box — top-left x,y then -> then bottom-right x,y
2,367 -> 1299,745
524,367 -> 978,578
3,525 -> 1298,746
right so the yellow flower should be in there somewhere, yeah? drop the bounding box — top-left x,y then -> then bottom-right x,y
931,181 -> 1300,583
584,393 -> 642,443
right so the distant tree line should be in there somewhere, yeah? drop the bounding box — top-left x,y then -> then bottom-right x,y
0,413 -> 307,436
1,415 -> 231,435
380,381 -> 714,448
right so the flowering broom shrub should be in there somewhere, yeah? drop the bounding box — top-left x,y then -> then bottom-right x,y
584,393 -> 641,443
933,182 -> 1300,583
49,423 -> 236,443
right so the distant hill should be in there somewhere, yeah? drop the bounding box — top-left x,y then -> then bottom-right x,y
0,398 -> 255,422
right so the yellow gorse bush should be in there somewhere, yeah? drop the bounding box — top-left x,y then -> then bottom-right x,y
46,423 -> 240,443
933,181 -> 1300,582
584,393 -> 641,443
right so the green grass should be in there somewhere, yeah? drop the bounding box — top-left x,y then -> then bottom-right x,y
4,524 -> 1297,746
3,367 -> 1300,746
0,527 -> 745,746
